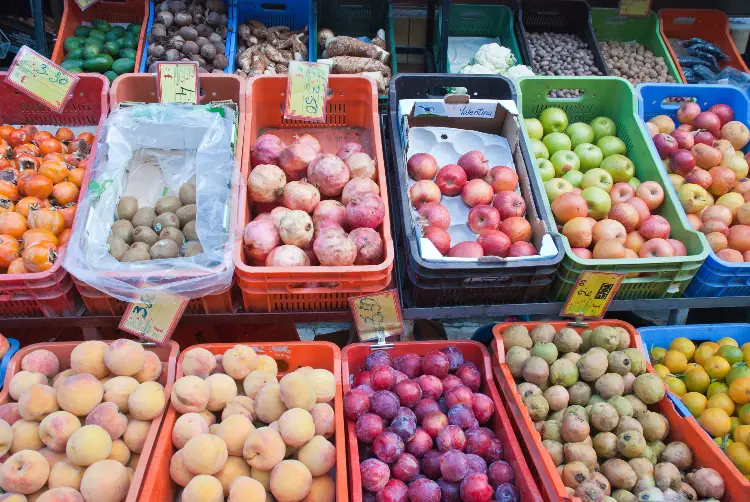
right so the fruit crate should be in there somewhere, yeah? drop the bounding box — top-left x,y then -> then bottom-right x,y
515,0 -> 608,75
432,3 -> 523,74
342,341 -> 543,502
312,0 -> 397,114
659,9 -> 750,84
517,76 -> 709,300
51,0 -> 148,69
236,74 -> 394,312
139,0 -> 236,73
0,338 -> 20,390
141,341 -> 347,502
590,8 -> 681,83
491,320 -> 749,502
637,83 -> 750,297
0,339 -> 179,502
0,72 -> 108,317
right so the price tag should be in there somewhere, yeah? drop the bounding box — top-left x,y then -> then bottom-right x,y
157,62 -> 199,104
119,286 -> 188,345
6,46 -> 79,114
618,0 -> 651,17
349,290 -> 405,342
561,271 -> 626,320
284,61 -> 329,122
73,0 -> 101,10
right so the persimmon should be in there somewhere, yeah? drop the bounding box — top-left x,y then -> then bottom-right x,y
77,132 -> 95,145
13,143 -> 39,159
31,131 -> 53,145
67,168 -> 85,188
58,204 -> 77,228
0,212 -> 27,239
22,228 -> 58,249
39,161 -> 68,184
51,182 -> 79,206
0,235 -> 20,268
43,152 -> 66,163
15,197 -> 41,218
0,168 -> 19,184
57,229 -> 71,248
28,207 -> 64,235
0,159 -> 11,170
64,154 -> 81,168
0,126 -> 14,141
7,257 -> 28,274
39,138 -> 63,156
17,170 -> 35,195
7,130 -> 29,147
0,199 -> 14,215
22,241 -> 56,272
24,175 -> 53,200
16,153 -> 40,172
20,125 -> 38,136
0,180 -> 19,202
56,128 -> 74,143
0,139 -> 9,155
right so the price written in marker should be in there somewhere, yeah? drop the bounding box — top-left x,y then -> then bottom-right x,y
349,290 -> 405,342
119,286 -> 188,345
157,62 -> 199,104
73,0 -> 101,10
561,271 -> 626,320
618,0 -> 651,17
284,61 -> 330,122
6,46 -> 79,114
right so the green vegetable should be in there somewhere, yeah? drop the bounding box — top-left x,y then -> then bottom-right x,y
126,24 -> 141,36
83,54 -> 114,72
82,45 -> 101,59
110,26 -> 126,38
74,26 -> 92,38
91,19 -> 111,33
103,41 -> 120,57
84,37 -> 104,48
104,30 -> 120,42
118,48 -> 137,60
104,71 -> 118,84
65,48 -> 83,60
61,59 -> 85,71
112,58 -> 135,74
120,33 -> 137,50
88,30 -> 106,41
63,37 -> 82,52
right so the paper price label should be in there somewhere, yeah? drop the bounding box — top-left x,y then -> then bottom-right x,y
119,287 -> 188,345
618,0 -> 651,17
349,291 -> 405,342
284,61 -> 329,122
6,46 -> 79,114
157,62 -> 199,104
561,271 -> 626,320
74,0 -> 101,10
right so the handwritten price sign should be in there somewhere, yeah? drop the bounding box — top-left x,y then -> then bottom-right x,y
561,271 -> 626,320
284,61 -> 329,122
618,0 -> 651,17
157,62 -> 199,104
6,46 -> 79,114
119,287 -> 188,345
74,0 -> 101,10
349,291 -> 405,342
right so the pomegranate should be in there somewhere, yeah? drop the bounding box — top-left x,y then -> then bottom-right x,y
337,142 -> 363,160
265,245 -> 311,267
278,210 -> 314,247
251,134 -> 285,167
279,143 -> 319,181
270,206 -> 291,229
346,153 -> 377,180
692,112 -> 721,137
476,230 -> 511,257
296,134 -> 322,153
314,228 -> 357,266
349,228 -> 385,265
314,219 -> 344,239
341,177 -> 380,206
424,227 -> 451,255
307,154 -> 350,197
407,153 -> 439,181
346,192 -> 385,229
313,200 -> 347,228
418,203 -> 451,230
448,242 -> 484,258
248,164 -> 287,203
243,220 -> 281,262
281,180 -> 320,213
676,102 -> 701,124
457,151 -> 489,180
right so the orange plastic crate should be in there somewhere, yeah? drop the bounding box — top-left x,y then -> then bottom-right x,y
141,341 -> 347,501
342,341 -> 543,502
51,0 -> 148,70
236,75 -> 394,312
659,9 -> 750,83
0,339 -> 179,502
491,321 -> 748,502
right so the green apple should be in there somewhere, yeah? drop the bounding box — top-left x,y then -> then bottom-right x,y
550,150 -> 581,177
601,154 -> 635,183
562,169 -> 584,188
574,143 -> 604,172
581,168 -> 614,193
544,177 -> 575,202
525,118 -> 544,140
678,183 -> 710,214
538,159 -> 555,181
543,132 -> 572,156
597,136 -> 627,158
581,186 -> 612,220
530,138 -> 549,160
628,177 -> 641,190
590,116 -> 617,142
566,122 -> 595,148
540,107 -> 569,135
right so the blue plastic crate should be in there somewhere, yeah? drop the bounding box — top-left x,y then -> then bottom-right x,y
235,0 -> 313,65
637,83 -> 750,298
0,339 -> 20,390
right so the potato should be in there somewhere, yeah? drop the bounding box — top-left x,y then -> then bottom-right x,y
150,239 -> 179,259
132,207 -> 157,228
134,226 -> 159,246
117,196 -> 138,221
179,183 -> 197,205
156,196 -> 182,215
107,236 -> 129,261
175,204 -> 197,227
111,220 -> 134,245
183,220 -> 198,241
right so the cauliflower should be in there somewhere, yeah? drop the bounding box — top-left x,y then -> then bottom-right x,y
504,65 -> 535,82
459,63 -> 495,74
474,43 -> 516,73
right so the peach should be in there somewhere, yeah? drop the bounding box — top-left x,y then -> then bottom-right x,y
205,374 -> 238,412
199,410 -> 216,426
66,425 -> 112,467
301,476 -> 335,502
297,436 -> 336,477
99,376 -> 113,386
222,396 -> 255,422
0,494 -> 28,502
170,376 -> 210,414
36,488 -> 83,502
209,424 -> 219,435
243,371 -> 276,399
223,345 -> 258,380
279,373 -> 316,411
307,370 -> 335,403
27,490 -> 45,502
216,415 -> 255,456
169,450 -> 195,487
10,372 -> 49,401
278,409 -> 315,448
102,377 -> 139,414
256,355 -> 278,377
122,420 -> 150,454
39,448 -> 67,471
79,460 -> 129,502
254,384 -> 287,424
70,341 -> 109,379
39,412 -> 81,452
48,461 -> 83,491
126,454 -> 139,471
172,413 -> 209,449
228,476 -> 266,502
181,348 -> 216,379
182,434 -> 228,475
182,475 -> 224,502
84,403 -> 127,441
270,460 -> 312,502
127,381 -> 165,421
106,440 -> 130,466
309,404 -> 335,438
104,340 -> 145,377
21,351 -> 59,378
52,370 -> 73,392
18,385 -> 59,421
0,403 -> 22,425
0,450 -> 50,494
133,352 -> 162,383
0,419 -> 12,456
243,428 -> 286,471
12,420 -> 43,453
215,456 -> 252,496
251,467 -> 271,491
57,374 -> 103,416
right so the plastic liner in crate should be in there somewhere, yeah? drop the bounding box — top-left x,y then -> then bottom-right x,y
516,0 -> 608,75
637,83 -> 750,297
517,76 -> 708,300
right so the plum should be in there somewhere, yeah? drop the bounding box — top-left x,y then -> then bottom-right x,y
495,483 -> 518,502
423,410 -> 449,438
488,460 -> 514,487
366,351 -> 393,370
361,458 -> 390,492
390,415 -> 417,442
472,394 -> 495,424
357,384 -> 376,397
447,404 -> 476,429
485,438 -> 503,462
441,375 -> 463,394
355,371 -> 373,387
438,479 -> 461,502
377,479 -> 408,502
414,399 -> 440,423
344,389 -> 370,420
440,346 -> 465,372
465,428 -> 493,458
370,390 -> 400,421
407,478 -> 441,502
357,413 -> 385,444
393,370 -> 409,384
440,449 -> 469,482
436,424 -> 466,452
422,351 -> 450,378
406,428 -> 433,458
456,364 -> 482,392
395,354 -> 423,379
445,385 -> 473,409
392,453 -> 420,483
422,450 -> 443,479
373,431 -> 405,463
396,407 -> 417,423
416,375 -> 443,401
466,454 -> 487,474
371,365 -> 397,391
460,472 -> 493,502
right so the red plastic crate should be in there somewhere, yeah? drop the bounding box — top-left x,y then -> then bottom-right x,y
342,341 -> 543,502
0,275 -> 82,318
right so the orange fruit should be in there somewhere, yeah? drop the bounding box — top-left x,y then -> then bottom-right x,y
704,356 -> 731,380
694,345 -> 717,366
684,367 -> 710,394
734,424 -> 750,445
700,407 -> 732,437
727,442 -> 750,474
718,345 -> 745,366
665,376 -> 686,397
669,337 -> 696,361
730,377 -> 750,405
718,337 -> 739,347
663,350 -> 688,374
708,392 -> 736,416
708,381 -> 730,399
682,392 -> 708,418
650,347 -> 667,365
740,403 -> 750,425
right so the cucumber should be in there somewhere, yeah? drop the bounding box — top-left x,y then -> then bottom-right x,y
112,58 -> 135,75
120,33 -> 137,50
82,44 -> 101,59
118,48 -> 137,60
103,41 -> 120,57
110,25 -> 126,38
61,59 -> 85,71
84,37 -> 104,48
83,54 -> 114,72
88,30 -> 106,41
63,37 -> 82,52
65,48 -> 83,61
74,25 -> 92,38
91,19 -> 111,33
126,24 -> 141,36
104,71 -> 118,84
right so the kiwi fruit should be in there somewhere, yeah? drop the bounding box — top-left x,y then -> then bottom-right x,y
179,182 -> 197,205
601,458 -> 637,490
111,220 -> 134,245
155,195 -> 182,215
175,204 -> 197,227
107,236 -> 128,261
530,323 -> 556,344
152,212 -> 179,233
502,325 -> 532,351
130,242 -> 151,252
160,227 -> 184,245
150,239 -> 179,259
117,196 -> 138,220
183,220 -> 198,241
132,207 -> 157,228
660,442 -> 692,471
180,240 -> 203,257
133,226 -> 159,246
121,247 -> 150,262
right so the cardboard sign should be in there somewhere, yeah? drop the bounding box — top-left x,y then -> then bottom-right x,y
561,271 -> 626,320
349,290 -> 405,342
6,46 -> 79,114
73,0 -> 101,10
618,0 -> 651,17
157,62 -> 199,104
119,288 -> 188,345
284,61 -> 329,122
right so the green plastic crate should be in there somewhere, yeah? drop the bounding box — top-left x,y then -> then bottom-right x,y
517,76 -> 708,301
590,8 -> 681,83
312,0 -> 397,114
433,3 -> 523,74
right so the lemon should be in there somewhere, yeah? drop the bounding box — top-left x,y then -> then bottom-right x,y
727,364 -> 750,386
727,442 -> 750,474
734,424 -> 750,445
669,337 -> 696,361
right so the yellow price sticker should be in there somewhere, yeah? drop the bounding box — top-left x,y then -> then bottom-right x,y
157,62 -> 199,104
561,271 -> 626,320
349,290 -> 405,342
119,287 -> 188,345
73,0 -> 101,10
284,61 -> 329,122
618,0 -> 651,17
6,46 -> 79,114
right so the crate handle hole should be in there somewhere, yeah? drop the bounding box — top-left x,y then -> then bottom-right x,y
546,89 -> 586,101
261,3 -> 290,11
534,10 -> 561,16
604,16 -> 628,25
440,134 -> 448,140
285,282 -> 342,292
673,17 -> 696,25
659,97 -> 697,107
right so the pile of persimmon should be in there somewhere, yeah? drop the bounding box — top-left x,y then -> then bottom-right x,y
0,124 -> 94,274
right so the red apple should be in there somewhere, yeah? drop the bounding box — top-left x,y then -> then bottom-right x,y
458,151 -> 489,180
708,166 -> 736,196
671,129 -> 695,150
667,239 -> 688,256
694,131 -> 716,146
685,167 -> 713,190
677,124 -> 694,132
424,227 -> 451,255
476,230 -> 511,257
592,219 -> 627,243
468,205 -> 501,234
626,196 -> 651,225
718,248 -> 744,262
436,164 -> 468,196
701,219 -> 730,237
639,238 -> 675,258
408,153 -> 439,181
508,241 -> 537,257
461,179 -> 494,207
702,205 -> 733,225
418,202 -> 451,230
635,181 -> 665,210
693,111 -> 722,137
653,133 -> 678,159
485,166 -> 518,193
692,144 -> 723,169
552,192 -> 588,223
670,149 -> 696,176
410,180 -> 441,209
492,191 -> 526,219
608,203 -> 640,233
640,215 -> 671,239
677,102 -> 702,124
709,104 -> 734,126
610,182 -> 636,205
571,247 -> 592,259
499,217 -> 532,243
625,231 -> 646,254
593,238 -> 627,259
448,241 -> 484,258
